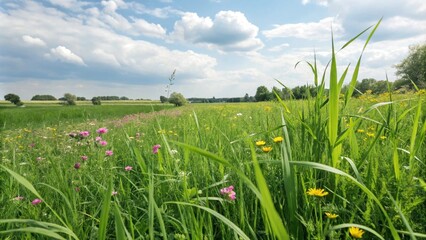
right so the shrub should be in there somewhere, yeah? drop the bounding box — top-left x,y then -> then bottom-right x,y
91,97 -> 101,105
63,93 -> 77,105
168,92 -> 187,106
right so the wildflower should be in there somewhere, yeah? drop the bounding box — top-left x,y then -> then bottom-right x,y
79,131 -> 90,138
306,188 -> 329,197
105,150 -> 113,156
264,106 -> 272,112
96,128 -> 108,134
380,136 -> 386,140
325,212 -> 339,219
170,149 -> 178,155
255,140 -> 266,146
124,166 -> 133,171
95,136 -> 102,142
349,227 -> 365,239
220,185 -> 236,201
273,136 -> 284,143
356,129 -> 365,133
13,196 -> 24,201
236,113 -> 243,116
81,155 -> 88,161
31,198 -> 42,205
152,144 -> 161,154
74,163 -> 81,170
366,132 -> 375,138
112,191 -> 118,196
99,140 -> 108,146
262,146 -> 273,153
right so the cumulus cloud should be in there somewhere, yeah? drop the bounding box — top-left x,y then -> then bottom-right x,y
22,35 -> 46,47
263,17 -> 344,40
171,11 -> 263,51
48,46 -> 86,66
133,19 -> 167,38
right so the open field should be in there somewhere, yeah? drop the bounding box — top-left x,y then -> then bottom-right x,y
0,103 -> 173,131
1,91 -> 425,239
0,100 -> 162,107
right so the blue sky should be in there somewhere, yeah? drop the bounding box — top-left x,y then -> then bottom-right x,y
1,0 -> 425,100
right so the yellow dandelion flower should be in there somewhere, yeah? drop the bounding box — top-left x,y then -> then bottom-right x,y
325,212 -> 339,219
356,129 -> 365,133
349,227 -> 365,239
380,136 -> 386,140
255,140 -> 266,146
264,106 -> 272,112
306,188 -> 329,197
366,132 -> 375,138
262,146 -> 272,153
273,136 -> 284,143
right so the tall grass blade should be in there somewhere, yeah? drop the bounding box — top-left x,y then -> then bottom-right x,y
0,227 -> 67,240
248,139 -> 290,240
113,202 -> 132,240
165,202 -> 251,240
328,223 -> 384,240
98,180 -> 113,240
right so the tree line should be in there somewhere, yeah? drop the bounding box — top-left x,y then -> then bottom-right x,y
4,43 -> 425,106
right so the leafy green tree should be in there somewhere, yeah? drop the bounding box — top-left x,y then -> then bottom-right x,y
4,93 -> 23,106
63,93 -> 77,105
31,95 -> 56,100
160,96 -> 168,103
91,97 -> 101,105
396,43 -> 426,89
243,93 -> 250,102
255,86 -> 270,101
168,92 -> 187,106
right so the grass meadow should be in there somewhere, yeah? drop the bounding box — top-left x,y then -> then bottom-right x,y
1,21 -> 426,240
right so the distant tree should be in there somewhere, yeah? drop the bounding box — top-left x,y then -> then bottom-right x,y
63,93 -> 77,105
271,86 -> 283,100
77,97 -> 86,101
255,86 -> 270,102
243,93 -> 250,102
120,96 -> 129,100
91,97 -> 101,105
395,43 -> 426,89
281,87 -> 292,100
31,95 -> 56,101
168,92 -> 187,106
160,96 -> 168,103
4,93 -> 23,106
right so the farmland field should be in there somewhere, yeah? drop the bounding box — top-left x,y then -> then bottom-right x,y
0,101 -> 173,131
0,92 -> 425,239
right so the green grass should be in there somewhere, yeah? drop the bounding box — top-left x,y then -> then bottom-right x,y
0,104 -> 173,131
1,21 -> 426,239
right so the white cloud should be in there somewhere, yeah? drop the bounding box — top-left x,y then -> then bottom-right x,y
301,0 -> 329,6
268,43 -> 290,52
48,46 -> 86,66
133,18 -> 167,38
48,0 -> 89,10
172,11 -> 263,51
263,17 -> 344,40
22,35 -> 46,47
